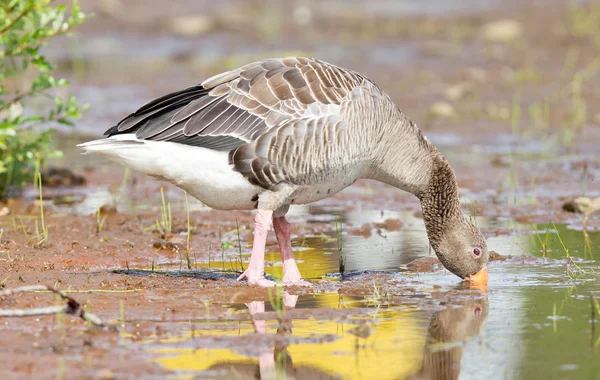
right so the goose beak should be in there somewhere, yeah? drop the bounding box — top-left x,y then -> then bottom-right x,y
466,266 -> 488,286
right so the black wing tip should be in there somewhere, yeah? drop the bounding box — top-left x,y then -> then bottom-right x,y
103,125 -> 120,136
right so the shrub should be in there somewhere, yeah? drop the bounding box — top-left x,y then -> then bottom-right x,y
0,0 -> 87,199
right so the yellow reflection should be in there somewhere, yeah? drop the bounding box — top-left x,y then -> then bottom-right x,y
150,291 -> 489,379
152,293 -> 426,379
154,315 -> 425,379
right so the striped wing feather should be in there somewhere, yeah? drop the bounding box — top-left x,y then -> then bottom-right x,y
105,57 -> 373,188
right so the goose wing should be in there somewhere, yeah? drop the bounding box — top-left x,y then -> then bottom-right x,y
106,57 -> 380,188
106,57 -> 369,149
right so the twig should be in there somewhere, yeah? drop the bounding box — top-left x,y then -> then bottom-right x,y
0,88 -> 45,111
0,285 -> 105,327
0,305 -> 65,317
0,1 -> 37,35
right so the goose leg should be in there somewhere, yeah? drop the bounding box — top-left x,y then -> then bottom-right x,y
237,209 -> 275,287
273,216 -> 311,286
246,301 -> 276,377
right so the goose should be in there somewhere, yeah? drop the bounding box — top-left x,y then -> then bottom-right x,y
79,57 -> 489,287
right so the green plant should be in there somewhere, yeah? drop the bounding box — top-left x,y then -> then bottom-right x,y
565,0 -> 600,41
155,187 -> 172,238
0,0 -> 88,199
95,192 -> 106,235
336,213 -> 344,274
235,219 -> 244,272
184,190 -> 192,270
530,219 -> 550,257
267,286 -> 285,320
33,169 -> 48,247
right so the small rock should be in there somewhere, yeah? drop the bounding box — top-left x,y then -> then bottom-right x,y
481,19 -> 523,42
41,167 -> 86,187
444,82 -> 472,101
429,101 -> 457,119
100,204 -> 117,214
97,369 -> 114,380
383,218 -> 402,231
0,206 -> 10,217
491,155 -> 510,167
562,197 -> 600,214
466,67 -> 488,82
489,250 -> 511,261
167,15 -> 214,37
485,102 -> 510,120
406,256 -> 442,273
349,223 -> 372,238
154,236 -> 185,251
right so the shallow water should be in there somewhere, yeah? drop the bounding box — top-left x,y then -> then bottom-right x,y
112,208 -> 599,379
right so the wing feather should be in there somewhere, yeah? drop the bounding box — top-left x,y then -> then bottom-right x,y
105,57 -> 378,186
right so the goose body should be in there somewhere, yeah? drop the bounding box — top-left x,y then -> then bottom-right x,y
80,57 -> 489,286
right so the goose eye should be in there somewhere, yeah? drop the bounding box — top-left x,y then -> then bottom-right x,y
472,248 -> 481,257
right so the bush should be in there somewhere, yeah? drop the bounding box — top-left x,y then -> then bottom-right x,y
0,0 -> 87,199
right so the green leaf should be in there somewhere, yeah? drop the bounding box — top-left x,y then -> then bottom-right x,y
0,0 -> 88,199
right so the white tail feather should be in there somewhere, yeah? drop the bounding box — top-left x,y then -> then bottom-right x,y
77,134 -> 258,210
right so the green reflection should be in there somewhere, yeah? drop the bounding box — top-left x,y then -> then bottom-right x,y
525,223 -> 596,260
507,225 -> 600,378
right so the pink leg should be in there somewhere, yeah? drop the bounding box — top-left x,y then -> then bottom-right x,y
273,216 -> 311,286
245,301 -> 276,377
246,301 -> 267,333
237,210 -> 275,287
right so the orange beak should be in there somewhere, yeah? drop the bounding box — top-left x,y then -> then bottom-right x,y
465,266 -> 488,287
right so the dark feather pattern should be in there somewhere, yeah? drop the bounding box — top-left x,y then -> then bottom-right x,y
105,57 -> 374,187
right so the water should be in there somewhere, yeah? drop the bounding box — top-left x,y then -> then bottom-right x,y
109,207 -> 599,379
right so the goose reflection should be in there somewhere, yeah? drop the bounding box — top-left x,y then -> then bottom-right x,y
203,291 -> 337,379
198,292 -> 488,379
410,297 -> 489,380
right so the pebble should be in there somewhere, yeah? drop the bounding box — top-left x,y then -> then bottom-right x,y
167,15 -> 214,37
481,19 -> 523,42
429,101 -> 457,119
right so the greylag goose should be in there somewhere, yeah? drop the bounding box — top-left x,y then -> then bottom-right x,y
79,57 -> 489,287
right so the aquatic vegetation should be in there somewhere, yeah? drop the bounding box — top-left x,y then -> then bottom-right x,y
235,220 -> 244,272
95,194 -> 107,235
184,191 -> 192,270
267,286 -> 285,320
336,213 -> 345,274
565,0 -> 600,41
156,187 -> 172,238
32,169 -> 48,247
530,220 -> 551,257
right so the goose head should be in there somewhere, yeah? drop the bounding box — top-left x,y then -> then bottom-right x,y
432,218 -> 489,284
419,156 -> 489,285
